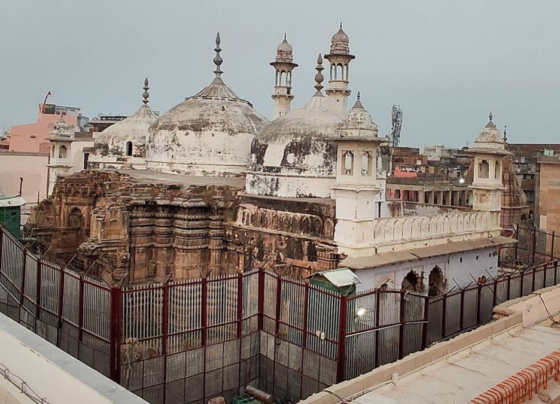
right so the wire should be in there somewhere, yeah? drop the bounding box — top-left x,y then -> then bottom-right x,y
537,294 -> 560,327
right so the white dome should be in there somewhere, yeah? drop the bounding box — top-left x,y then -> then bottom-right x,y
337,96 -> 378,136
147,77 -> 268,177
91,104 -> 158,169
329,25 -> 350,55
247,95 -> 344,198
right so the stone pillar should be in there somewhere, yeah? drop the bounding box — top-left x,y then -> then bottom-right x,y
428,191 -> 435,205
419,190 -> 426,204
447,190 -> 453,206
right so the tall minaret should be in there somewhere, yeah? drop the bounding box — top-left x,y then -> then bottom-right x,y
325,23 -> 355,115
270,34 -> 298,120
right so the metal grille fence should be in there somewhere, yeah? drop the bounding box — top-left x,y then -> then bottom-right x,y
1,225 -> 560,404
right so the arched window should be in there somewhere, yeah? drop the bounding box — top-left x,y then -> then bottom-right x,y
494,160 -> 501,179
342,150 -> 354,175
361,151 -> 373,176
478,160 -> 489,179
402,270 -> 422,292
428,266 -> 445,297
125,141 -> 133,156
68,207 -> 84,228
59,145 -> 67,159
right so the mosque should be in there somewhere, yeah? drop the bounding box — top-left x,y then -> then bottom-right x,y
30,26 -> 514,293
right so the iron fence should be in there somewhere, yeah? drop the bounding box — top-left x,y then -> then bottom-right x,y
0,224 -> 560,404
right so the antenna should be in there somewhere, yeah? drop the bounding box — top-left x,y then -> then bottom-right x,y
389,104 -> 403,147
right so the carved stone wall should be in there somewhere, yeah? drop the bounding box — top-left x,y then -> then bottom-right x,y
28,171 -> 339,285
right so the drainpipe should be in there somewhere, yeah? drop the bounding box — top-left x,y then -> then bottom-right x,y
19,177 -> 23,196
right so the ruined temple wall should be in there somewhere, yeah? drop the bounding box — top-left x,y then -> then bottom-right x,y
230,196 -> 338,277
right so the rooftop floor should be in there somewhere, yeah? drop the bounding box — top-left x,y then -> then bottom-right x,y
97,168 -> 246,188
356,324 -> 560,404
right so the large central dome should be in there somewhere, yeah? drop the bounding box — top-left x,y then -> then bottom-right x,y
147,33 -> 268,177
247,55 -> 345,198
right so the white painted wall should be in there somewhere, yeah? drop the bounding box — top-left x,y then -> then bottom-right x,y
355,246 -> 499,292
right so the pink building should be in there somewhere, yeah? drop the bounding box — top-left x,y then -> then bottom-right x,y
8,103 -> 86,153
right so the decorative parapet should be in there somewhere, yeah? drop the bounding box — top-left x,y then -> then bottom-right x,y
335,210 -> 501,255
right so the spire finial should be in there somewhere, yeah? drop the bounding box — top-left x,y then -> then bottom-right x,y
340,22 -> 343,29
142,77 -> 150,105
352,91 -> 364,109
489,111 -> 493,122
213,32 -> 223,78
284,33 -> 287,41
314,53 -> 324,96
503,125 -> 507,142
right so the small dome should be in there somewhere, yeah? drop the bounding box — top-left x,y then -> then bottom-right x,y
338,95 -> 378,136
91,104 -> 159,165
97,105 -> 158,142
51,116 -> 75,137
330,24 -> 350,55
476,113 -> 503,144
275,35 -> 294,63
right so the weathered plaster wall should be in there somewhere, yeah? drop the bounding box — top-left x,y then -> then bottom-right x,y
355,247 -> 499,292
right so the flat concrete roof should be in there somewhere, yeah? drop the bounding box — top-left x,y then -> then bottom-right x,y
354,325 -> 560,404
97,168 -> 246,188
0,313 -> 147,404
342,236 -> 516,270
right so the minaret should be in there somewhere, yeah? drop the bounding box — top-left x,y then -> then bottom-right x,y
47,114 -> 76,196
325,23 -> 355,115
271,34 -> 298,120
466,112 -> 512,214
331,94 -> 384,254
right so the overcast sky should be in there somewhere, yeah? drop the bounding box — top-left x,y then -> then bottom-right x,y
1,0 -> 559,148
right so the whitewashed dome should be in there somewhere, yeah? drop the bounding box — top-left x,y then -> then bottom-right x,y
275,35 -> 294,62
330,23 -> 350,55
147,33 -> 269,177
337,93 -> 378,135
90,79 -> 158,169
247,55 -> 345,198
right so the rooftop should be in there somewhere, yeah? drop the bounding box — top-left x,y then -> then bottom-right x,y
0,312 -> 147,404
301,284 -> 560,404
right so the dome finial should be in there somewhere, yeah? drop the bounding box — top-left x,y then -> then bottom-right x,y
489,111 -> 493,122
503,125 -> 507,142
340,22 -> 343,29
352,91 -> 364,109
142,77 -> 150,105
213,32 -> 223,78
284,33 -> 287,41
314,53 -> 324,96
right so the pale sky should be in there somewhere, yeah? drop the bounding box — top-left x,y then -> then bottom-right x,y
1,0 -> 559,148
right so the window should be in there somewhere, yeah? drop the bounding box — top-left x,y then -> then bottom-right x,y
59,145 -> 67,159
428,267 -> 445,297
83,152 -> 90,170
342,150 -> 354,176
494,160 -> 501,179
361,151 -> 373,176
125,141 -> 133,156
478,160 -> 489,178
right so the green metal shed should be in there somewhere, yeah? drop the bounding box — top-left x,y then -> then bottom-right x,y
0,196 -> 26,239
